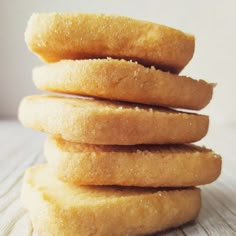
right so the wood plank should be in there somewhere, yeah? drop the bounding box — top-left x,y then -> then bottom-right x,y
159,228 -> 186,235
182,221 -> 209,236
0,152 -> 42,198
197,189 -> 236,236
203,188 -> 236,231
8,212 -> 33,236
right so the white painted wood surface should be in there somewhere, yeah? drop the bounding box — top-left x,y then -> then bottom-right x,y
0,120 -> 235,236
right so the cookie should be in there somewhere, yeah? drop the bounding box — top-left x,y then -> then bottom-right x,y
21,165 -> 201,235
18,95 -> 209,145
45,136 -> 221,187
33,59 -> 213,110
25,13 -> 195,73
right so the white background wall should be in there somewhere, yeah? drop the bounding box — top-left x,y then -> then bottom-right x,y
1,0 -> 236,125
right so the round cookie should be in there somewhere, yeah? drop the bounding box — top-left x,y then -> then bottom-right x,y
21,165 -> 201,236
33,59 -> 214,110
18,95 -> 209,145
45,136 -> 221,187
25,13 -> 195,73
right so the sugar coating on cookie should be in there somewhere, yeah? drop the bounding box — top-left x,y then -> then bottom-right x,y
25,13 -> 195,73
21,165 -> 201,235
18,95 -> 209,145
33,59 -> 213,110
45,136 -> 221,187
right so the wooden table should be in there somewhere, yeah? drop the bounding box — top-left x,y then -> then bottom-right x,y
0,120 -> 235,236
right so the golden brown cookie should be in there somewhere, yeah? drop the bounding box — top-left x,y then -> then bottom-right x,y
33,59 -> 213,110
18,95 -> 209,145
21,165 -> 201,235
25,13 -> 195,73
45,136 -> 221,187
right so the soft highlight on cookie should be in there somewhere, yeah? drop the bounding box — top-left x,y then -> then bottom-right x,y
25,13 -> 195,73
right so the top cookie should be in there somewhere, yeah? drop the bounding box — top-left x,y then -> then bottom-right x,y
25,13 -> 195,73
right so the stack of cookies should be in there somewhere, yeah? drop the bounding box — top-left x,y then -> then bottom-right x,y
19,13 -> 222,235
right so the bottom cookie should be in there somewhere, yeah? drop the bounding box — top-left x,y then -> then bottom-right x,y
21,165 -> 201,236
